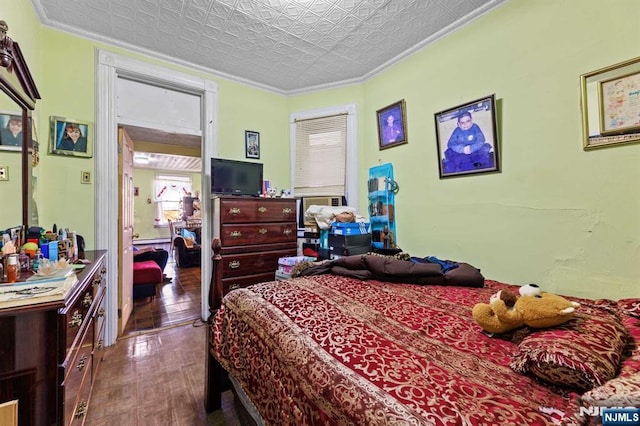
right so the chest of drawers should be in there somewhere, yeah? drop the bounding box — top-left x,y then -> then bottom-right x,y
210,197 -> 297,310
0,250 -> 106,426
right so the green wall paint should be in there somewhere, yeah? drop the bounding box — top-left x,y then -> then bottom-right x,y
3,0 -> 638,299
350,0 -> 639,299
0,3 -> 42,227
132,168 -> 202,241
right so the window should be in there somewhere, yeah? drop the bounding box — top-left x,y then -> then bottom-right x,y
290,104 -> 357,203
154,174 -> 192,225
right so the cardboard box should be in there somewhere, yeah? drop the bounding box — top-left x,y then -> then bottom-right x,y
331,222 -> 371,236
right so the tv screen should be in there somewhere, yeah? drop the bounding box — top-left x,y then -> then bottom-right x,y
211,158 -> 263,196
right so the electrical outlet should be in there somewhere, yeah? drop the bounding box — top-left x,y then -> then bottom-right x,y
0,166 -> 8,181
81,171 -> 91,184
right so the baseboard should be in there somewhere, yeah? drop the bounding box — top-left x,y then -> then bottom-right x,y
134,238 -> 170,245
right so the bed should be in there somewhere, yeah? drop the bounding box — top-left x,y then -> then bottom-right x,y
205,255 -> 640,425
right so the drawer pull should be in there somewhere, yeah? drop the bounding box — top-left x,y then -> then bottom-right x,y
97,339 -> 104,349
98,307 -> 105,318
94,276 -> 102,286
229,207 -> 241,215
258,228 -> 267,234
69,311 -> 83,328
229,260 -> 241,269
82,293 -> 93,307
77,354 -> 87,372
75,401 -> 87,419
230,284 -> 240,291
283,228 -> 292,236
230,230 -> 242,238
100,266 -> 107,275
258,206 -> 267,213
282,208 -> 293,214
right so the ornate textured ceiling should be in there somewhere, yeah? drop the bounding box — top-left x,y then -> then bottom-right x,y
31,0 -> 505,94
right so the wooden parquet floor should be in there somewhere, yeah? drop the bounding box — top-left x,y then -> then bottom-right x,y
86,244 -> 240,425
123,244 -> 202,335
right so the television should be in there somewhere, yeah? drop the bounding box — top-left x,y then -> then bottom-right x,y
211,158 -> 263,196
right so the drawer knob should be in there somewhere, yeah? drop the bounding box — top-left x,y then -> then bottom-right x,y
75,401 -> 87,419
97,339 -> 104,349
258,206 -> 267,213
229,207 -> 241,215
229,230 -> 242,238
82,293 -> 93,308
230,284 -> 240,291
98,308 -> 105,318
283,228 -> 292,236
100,267 -> 106,275
94,276 -> 102,286
77,354 -> 87,371
229,260 -> 241,269
258,228 -> 267,234
69,310 -> 83,328
282,208 -> 293,214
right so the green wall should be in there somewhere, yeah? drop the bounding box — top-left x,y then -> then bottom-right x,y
2,0 -> 638,300
0,1 -> 43,227
1,2 -> 289,248
132,168 -> 202,241
346,0 -> 639,299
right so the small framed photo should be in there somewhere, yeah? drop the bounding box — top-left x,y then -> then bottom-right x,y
245,130 -> 260,159
0,111 -> 32,153
434,94 -> 500,178
49,116 -> 93,158
376,100 -> 408,150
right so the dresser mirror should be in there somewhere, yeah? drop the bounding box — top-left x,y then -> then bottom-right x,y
0,19 -> 40,231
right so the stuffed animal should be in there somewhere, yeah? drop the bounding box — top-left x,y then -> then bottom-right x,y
472,285 -> 580,334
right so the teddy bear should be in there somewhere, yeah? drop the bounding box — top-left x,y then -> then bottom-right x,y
472,284 -> 580,334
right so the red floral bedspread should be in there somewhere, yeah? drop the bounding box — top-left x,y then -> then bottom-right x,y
211,277 -> 587,425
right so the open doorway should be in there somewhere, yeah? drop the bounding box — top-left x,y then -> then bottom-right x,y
96,49 -> 217,347
120,125 -> 203,336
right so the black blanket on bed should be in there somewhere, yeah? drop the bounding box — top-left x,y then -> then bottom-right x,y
298,254 -> 485,287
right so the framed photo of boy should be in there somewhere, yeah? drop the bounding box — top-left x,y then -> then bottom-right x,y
377,100 -> 408,150
49,116 -> 93,158
245,130 -> 260,159
0,111 -> 34,152
434,94 -> 500,179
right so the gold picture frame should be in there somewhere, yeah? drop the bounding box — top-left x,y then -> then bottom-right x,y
376,100 -> 408,150
580,56 -> 640,150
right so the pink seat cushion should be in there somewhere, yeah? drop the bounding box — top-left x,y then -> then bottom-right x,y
133,260 -> 162,285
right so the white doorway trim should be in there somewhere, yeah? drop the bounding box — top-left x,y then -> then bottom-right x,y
96,50 -> 218,346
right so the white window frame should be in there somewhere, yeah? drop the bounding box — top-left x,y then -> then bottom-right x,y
290,104 -> 358,206
154,174 -> 192,225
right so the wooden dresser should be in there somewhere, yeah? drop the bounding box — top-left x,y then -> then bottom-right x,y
0,250 -> 107,426
209,196 -> 297,310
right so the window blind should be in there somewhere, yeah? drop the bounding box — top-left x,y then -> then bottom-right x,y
294,113 -> 347,197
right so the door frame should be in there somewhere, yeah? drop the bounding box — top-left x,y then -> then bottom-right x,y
96,50 -> 218,347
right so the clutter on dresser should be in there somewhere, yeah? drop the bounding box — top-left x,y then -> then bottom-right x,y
0,223 -> 83,284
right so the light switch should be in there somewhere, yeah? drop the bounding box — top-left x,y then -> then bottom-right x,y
81,171 -> 91,184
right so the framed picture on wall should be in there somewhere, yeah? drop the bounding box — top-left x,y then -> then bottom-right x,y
245,130 -> 260,159
434,94 -> 500,179
0,111 -> 33,152
376,100 -> 408,150
49,116 -> 93,158
580,56 -> 640,150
